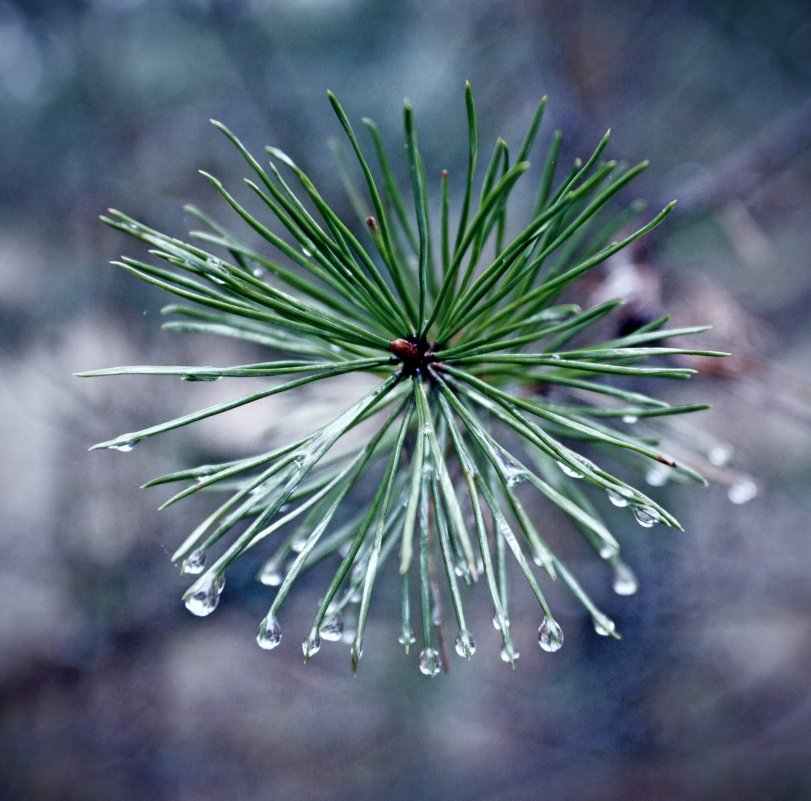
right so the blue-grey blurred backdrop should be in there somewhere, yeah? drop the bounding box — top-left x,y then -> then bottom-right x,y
1,1 -> 810,799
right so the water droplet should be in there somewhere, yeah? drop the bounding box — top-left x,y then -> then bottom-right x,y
708,445 -> 732,466
419,648 -> 441,676
258,564 -> 282,586
398,626 -> 416,648
622,414 -> 639,424
431,606 -> 442,626
612,562 -> 638,596
302,632 -> 321,658
301,247 -> 312,258
209,275 -> 226,285
257,614 -> 282,649
181,548 -> 206,575
728,478 -> 757,505
547,353 -> 562,360
454,630 -> 476,659
252,266 -> 265,278
108,439 -> 136,452
500,644 -> 520,663
537,618 -> 564,652
557,453 -> 589,479
645,467 -> 668,487
493,449 -> 526,487
593,616 -> 616,637
184,573 -> 225,617
599,543 -> 619,560
607,489 -> 629,508
319,613 -> 344,642
181,373 -> 221,382
291,537 -> 307,553
492,615 -> 510,631
633,506 -> 660,528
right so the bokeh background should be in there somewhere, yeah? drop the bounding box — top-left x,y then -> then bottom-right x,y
2,1 -> 811,799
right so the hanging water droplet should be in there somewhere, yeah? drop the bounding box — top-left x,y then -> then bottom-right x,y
454,630 -> 476,659
181,548 -> 206,575
301,247 -> 312,258
558,453 -> 588,479
291,537 -> 307,553
599,543 -> 619,560
302,632 -> 321,659
500,643 -> 520,663
633,506 -> 660,528
622,414 -> 639,424
645,466 -> 668,487
728,478 -> 757,505
493,615 -> 510,631
493,449 -> 526,487
252,266 -> 265,278
319,613 -> 344,642
398,626 -> 416,648
257,614 -> 282,649
607,489 -> 630,508
612,562 -> 638,596
593,616 -> 616,637
418,648 -> 441,677
708,445 -> 732,466
108,439 -> 137,452
258,563 -> 282,586
431,605 -> 442,626
184,573 -> 225,617
537,618 -> 564,652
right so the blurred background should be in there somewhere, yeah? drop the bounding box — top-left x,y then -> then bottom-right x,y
1,1 -> 810,799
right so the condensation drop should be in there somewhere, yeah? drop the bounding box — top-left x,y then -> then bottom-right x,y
257,614 -> 282,650
319,613 -> 344,642
181,548 -> 206,575
622,414 -> 639,424
633,506 -> 660,528
454,630 -> 476,659
419,648 -> 441,677
728,479 -> 757,505
500,644 -> 520,663
593,616 -> 616,637
302,632 -> 321,658
258,564 -> 282,587
612,562 -> 639,595
599,543 -> 619,560
607,489 -> 629,508
108,439 -> 136,452
398,626 -> 416,649
184,573 -> 225,617
537,618 -> 564,652
708,445 -> 732,466
558,453 -> 589,479
645,467 -> 668,487
252,266 -> 265,278
492,615 -> 510,632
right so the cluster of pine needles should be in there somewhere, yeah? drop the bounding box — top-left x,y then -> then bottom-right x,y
81,84 -> 725,675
